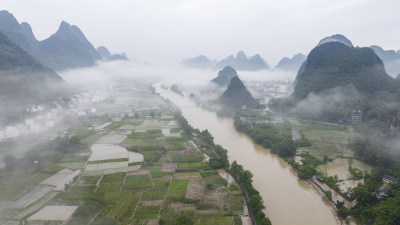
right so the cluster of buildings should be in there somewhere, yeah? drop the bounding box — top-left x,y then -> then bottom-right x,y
0,90 -> 110,142
0,105 -> 61,141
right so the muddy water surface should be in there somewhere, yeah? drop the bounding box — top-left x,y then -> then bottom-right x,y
156,85 -> 337,225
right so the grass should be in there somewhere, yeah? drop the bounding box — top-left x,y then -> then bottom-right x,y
123,174 -> 153,191
101,172 -> 125,183
200,170 -> 218,178
142,189 -> 168,200
63,185 -> 96,200
170,154 -> 204,163
73,127 -> 95,141
229,196 -> 244,211
0,172 -> 52,200
132,204 -> 161,219
105,192 -> 142,222
66,200 -> 102,225
38,163 -> 64,173
80,176 -> 101,185
59,154 -> 89,163
141,178 -> 169,201
203,175 -> 228,192
166,180 -> 189,200
145,164 -> 173,178
140,150 -> 165,163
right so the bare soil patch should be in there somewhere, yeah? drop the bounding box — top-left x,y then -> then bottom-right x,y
161,163 -> 177,172
141,200 -> 163,206
186,179 -> 205,200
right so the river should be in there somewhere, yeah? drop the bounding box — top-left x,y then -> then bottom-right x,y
155,85 -> 338,225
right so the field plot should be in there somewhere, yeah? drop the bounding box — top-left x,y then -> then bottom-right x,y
10,186 -> 54,209
28,205 -> 78,221
83,163 -> 140,176
39,168 -> 80,191
118,124 -> 137,130
94,122 -> 112,130
96,134 -> 127,144
89,144 -> 129,162
57,162 -> 85,170
133,203 -> 161,219
123,174 -> 153,191
186,179 -> 205,200
161,163 -> 177,172
129,152 -> 144,163
166,180 -> 189,200
12,191 -> 59,220
290,119 -> 357,158
318,158 -> 351,180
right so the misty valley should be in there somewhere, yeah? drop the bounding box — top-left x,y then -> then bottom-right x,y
1,5 -> 400,225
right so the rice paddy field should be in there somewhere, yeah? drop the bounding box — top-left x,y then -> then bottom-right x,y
0,105 -> 246,224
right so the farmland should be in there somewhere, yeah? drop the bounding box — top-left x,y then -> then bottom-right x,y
0,93 -> 247,225
289,119 -> 375,192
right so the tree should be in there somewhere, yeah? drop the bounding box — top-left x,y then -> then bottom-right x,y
199,129 -> 214,146
177,214 -> 194,225
324,190 -> 332,201
298,165 -> 316,179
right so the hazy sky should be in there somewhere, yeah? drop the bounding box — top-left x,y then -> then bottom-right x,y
2,0 -> 400,66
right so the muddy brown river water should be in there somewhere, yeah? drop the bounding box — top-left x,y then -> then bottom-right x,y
156,85 -> 337,225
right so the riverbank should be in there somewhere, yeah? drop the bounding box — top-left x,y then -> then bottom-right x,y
155,84 -> 338,225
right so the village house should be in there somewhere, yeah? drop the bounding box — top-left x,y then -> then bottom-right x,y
382,174 -> 398,185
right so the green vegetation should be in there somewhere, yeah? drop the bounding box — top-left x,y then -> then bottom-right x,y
0,107 -> 250,225
235,119 -> 296,157
218,76 -> 263,109
166,179 -> 189,200
293,42 -> 397,99
0,30 -> 66,124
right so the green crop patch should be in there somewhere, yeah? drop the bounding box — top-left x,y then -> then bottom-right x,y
200,170 -> 218,178
133,204 -> 161,219
142,189 -> 168,200
101,172 -> 125,183
166,180 -> 189,200
64,185 -> 96,200
123,174 -> 153,191
170,154 -> 203,163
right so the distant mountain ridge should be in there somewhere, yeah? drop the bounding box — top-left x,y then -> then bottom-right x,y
97,46 -> 129,61
0,10 -> 128,70
211,66 -> 238,86
180,55 -> 214,69
275,53 -> 306,72
0,30 -> 67,124
317,34 -> 353,47
182,51 -> 269,71
369,45 -> 400,76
